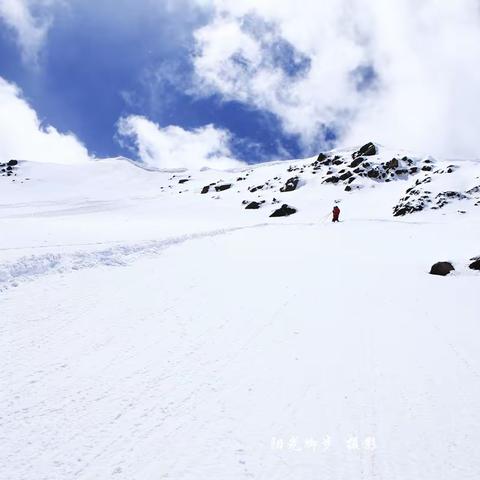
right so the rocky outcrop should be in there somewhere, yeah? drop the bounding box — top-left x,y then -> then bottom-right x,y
352,142 -> 377,159
1,160 -> 19,177
434,191 -> 468,209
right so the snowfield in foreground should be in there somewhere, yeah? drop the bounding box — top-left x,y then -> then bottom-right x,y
1,145 -> 480,479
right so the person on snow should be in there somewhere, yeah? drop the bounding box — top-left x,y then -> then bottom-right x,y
332,205 -> 340,222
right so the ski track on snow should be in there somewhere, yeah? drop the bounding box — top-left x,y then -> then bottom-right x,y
0,224 -> 273,291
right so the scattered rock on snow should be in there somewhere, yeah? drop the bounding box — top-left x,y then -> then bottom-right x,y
245,201 -> 262,210
270,204 -> 297,217
323,175 -> 339,184
469,258 -> 480,271
349,157 -> 365,168
215,184 -> 232,192
280,176 -> 300,192
429,262 -> 455,276
352,142 -> 377,159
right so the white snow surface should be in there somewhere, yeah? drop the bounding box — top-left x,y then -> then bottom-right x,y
1,146 -> 480,479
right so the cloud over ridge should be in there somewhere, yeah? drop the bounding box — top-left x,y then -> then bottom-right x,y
192,0 -> 480,158
117,115 -> 242,170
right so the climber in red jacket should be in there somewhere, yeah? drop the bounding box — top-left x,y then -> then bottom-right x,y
332,205 -> 340,222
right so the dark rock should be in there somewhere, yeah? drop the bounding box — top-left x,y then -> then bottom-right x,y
367,168 -> 380,179
7,160 -> 18,166
313,154 -> 331,168
215,184 -> 232,192
280,176 -> 299,192
469,259 -> 480,271
352,142 -> 377,159
422,166 -> 432,171
178,179 -> 189,184
339,171 -> 353,181
345,185 -> 352,192
270,204 -> 297,218
393,203 -> 423,216
435,191 -> 468,208
201,186 -> 210,194
245,201 -> 261,210
385,158 -> 399,170
429,262 -> 455,276
350,157 -> 365,168
323,175 -> 339,184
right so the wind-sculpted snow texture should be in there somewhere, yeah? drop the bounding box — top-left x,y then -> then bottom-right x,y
1,144 -> 479,480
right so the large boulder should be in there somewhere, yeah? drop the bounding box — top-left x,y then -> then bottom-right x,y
280,176 -> 299,192
245,201 -> 261,210
200,185 -> 210,194
270,204 -> 297,218
429,262 -> 455,276
7,159 -> 18,166
352,142 -> 377,159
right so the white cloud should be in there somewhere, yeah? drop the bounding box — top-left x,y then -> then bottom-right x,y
0,0 -> 58,63
117,115 -> 243,170
0,76 -> 91,164
192,0 -> 480,158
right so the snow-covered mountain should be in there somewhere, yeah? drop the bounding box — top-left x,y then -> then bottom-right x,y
1,143 -> 479,479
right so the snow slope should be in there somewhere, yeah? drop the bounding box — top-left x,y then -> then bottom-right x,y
1,145 -> 480,479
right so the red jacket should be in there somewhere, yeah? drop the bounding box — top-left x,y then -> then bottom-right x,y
333,206 -> 340,216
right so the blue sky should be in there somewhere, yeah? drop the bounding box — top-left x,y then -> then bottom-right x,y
1,1 -> 479,166
0,1 -> 311,163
